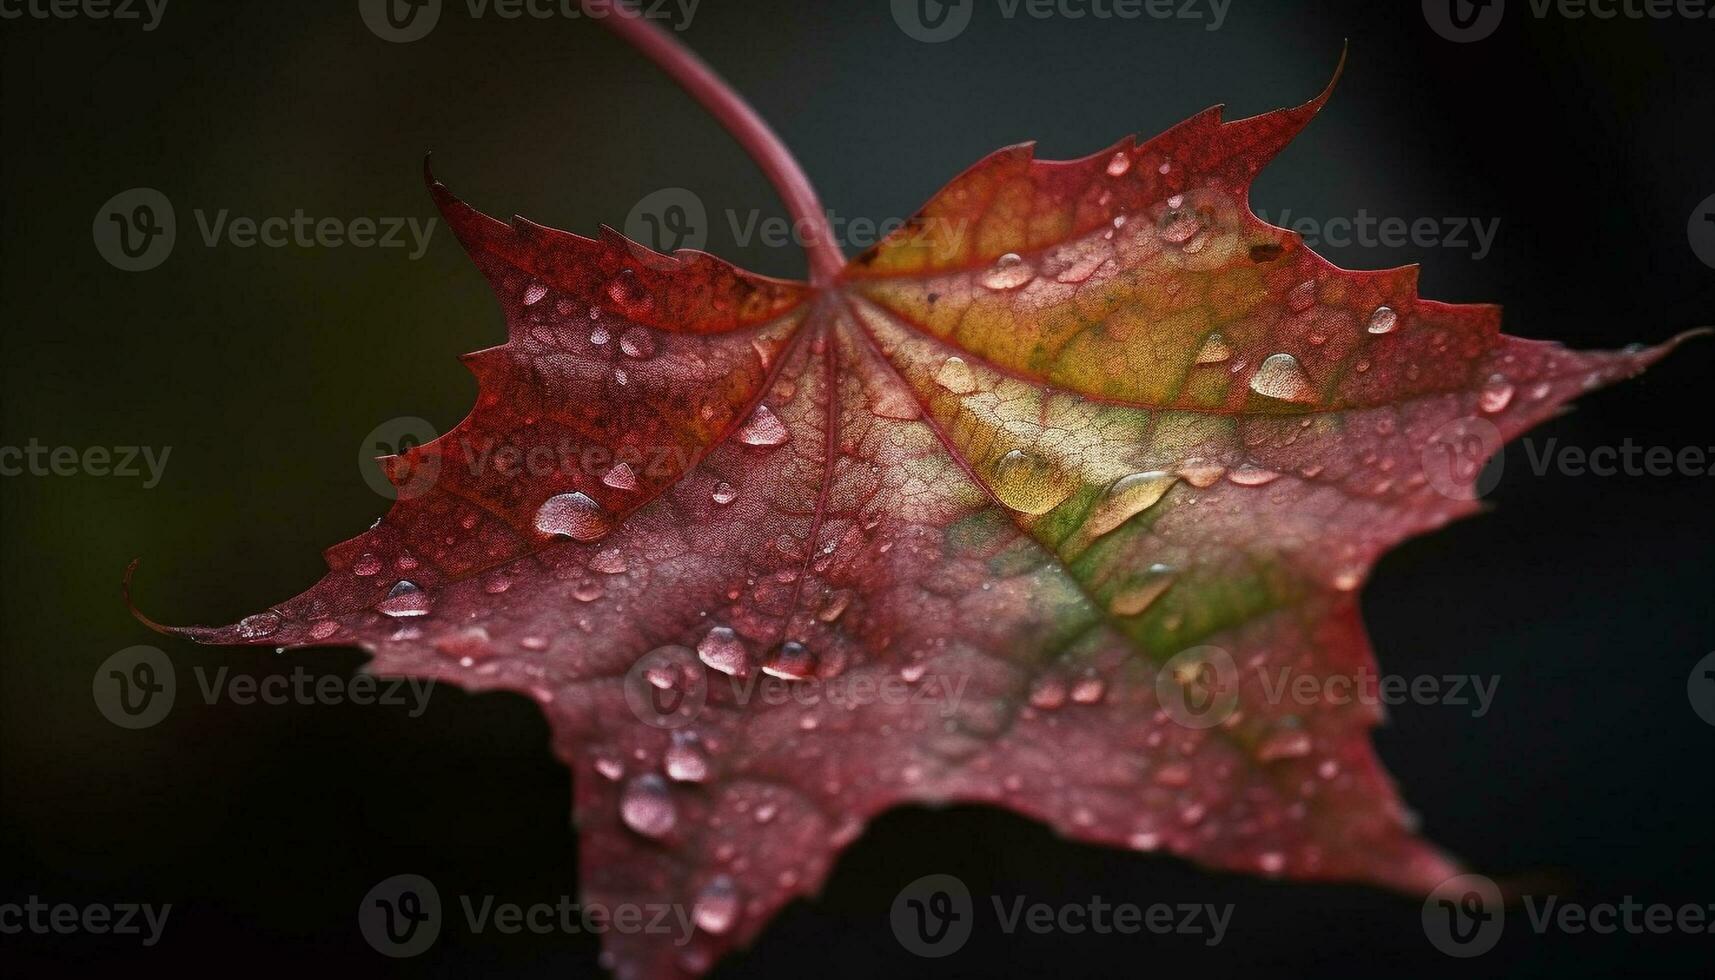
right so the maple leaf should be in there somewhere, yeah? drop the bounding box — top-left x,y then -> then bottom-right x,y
130,29 -> 1686,980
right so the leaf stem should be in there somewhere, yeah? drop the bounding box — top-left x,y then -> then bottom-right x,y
590,5 -> 846,285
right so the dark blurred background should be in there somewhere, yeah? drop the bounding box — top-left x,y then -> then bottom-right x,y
2,0 -> 1712,976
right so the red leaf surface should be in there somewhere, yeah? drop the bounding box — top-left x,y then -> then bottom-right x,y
136,74 -> 1679,978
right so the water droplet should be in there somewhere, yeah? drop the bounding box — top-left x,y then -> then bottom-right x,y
1249,353 -> 1318,404
1257,728 -> 1313,762
1106,151 -> 1132,177
573,579 -> 605,602
665,737 -> 710,783
762,641 -> 816,680
589,325 -> 611,346
605,269 -> 652,311
1258,852 -> 1286,874
619,327 -> 657,359
1287,280 -> 1317,312
869,383 -> 922,420
619,774 -> 677,839
595,756 -> 625,780
1028,675 -> 1067,709
1070,675 -> 1106,704
237,612 -> 281,639
710,481 -> 739,505
522,282 -> 548,306
693,876 -> 741,934
1331,566 -> 1363,591
697,626 -> 749,677
1084,471 -> 1177,539
1178,462 -> 1226,488
737,405 -> 789,446
1226,465 -> 1281,487
991,449 -> 1075,516
602,462 -> 638,491
1478,381 -> 1515,414
1157,206 -> 1202,245
533,492 -> 612,541
1109,564 -> 1176,615
1367,306 -> 1399,334
591,547 -> 627,574
817,589 -> 853,623
352,553 -> 382,577
1128,831 -> 1161,851
377,580 -> 432,618
935,356 -> 977,394
1194,332 -> 1232,364
979,252 -> 1034,290
435,627 -> 493,663
309,619 -> 340,641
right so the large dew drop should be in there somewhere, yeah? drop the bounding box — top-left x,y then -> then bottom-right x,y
1366,306 -> 1399,334
736,405 -> 789,446
693,876 -> 741,935
697,626 -> 749,677
761,641 -> 816,680
1109,564 -> 1176,616
1249,353 -> 1318,404
935,356 -> 977,394
377,580 -> 433,618
665,737 -> 710,783
1193,332 -> 1232,365
1084,471 -> 1178,539
619,774 -> 678,839
979,252 -> 1034,290
533,492 -> 613,541
991,449 -> 1075,516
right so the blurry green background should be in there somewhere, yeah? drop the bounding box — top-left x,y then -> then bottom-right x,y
3,1 -> 1712,976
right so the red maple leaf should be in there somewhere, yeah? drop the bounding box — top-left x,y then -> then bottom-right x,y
129,14 -> 1686,979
